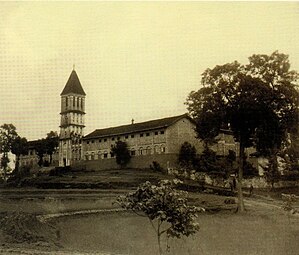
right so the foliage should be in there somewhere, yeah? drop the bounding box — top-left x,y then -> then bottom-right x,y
282,193 -> 298,213
243,159 -> 259,178
178,142 -> 197,169
264,156 -> 281,188
11,136 -> 28,172
45,131 -> 59,164
116,179 -> 203,254
35,139 -> 46,167
111,141 -> 131,168
0,124 -> 19,180
186,51 -> 299,212
150,161 -> 164,172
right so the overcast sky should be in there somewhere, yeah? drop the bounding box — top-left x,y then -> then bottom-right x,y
0,2 -> 298,141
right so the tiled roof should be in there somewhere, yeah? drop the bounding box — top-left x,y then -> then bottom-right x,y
61,70 -> 86,96
84,114 -> 190,140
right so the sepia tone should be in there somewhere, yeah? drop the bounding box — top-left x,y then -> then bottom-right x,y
0,2 -> 298,255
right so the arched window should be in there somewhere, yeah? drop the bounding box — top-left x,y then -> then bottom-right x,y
139,147 -> 143,155
73,96 -> 76,107
161,145 -> 166,153
77,97 -> 79,108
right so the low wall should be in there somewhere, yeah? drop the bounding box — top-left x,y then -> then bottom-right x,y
72,153 -> 179,171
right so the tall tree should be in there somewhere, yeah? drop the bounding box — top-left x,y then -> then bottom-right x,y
45,131 -> 59,164
111,141 -> 131,168
186,51 -> 299,212
35,139 -> 46,167
0,124 -> 19,180
11,136 -> 28,172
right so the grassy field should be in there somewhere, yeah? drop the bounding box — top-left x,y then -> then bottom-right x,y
0,168 -> 298,254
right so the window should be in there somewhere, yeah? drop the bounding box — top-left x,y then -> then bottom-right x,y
140,133 -> 144,137
131,150 -> 136,156
161,146 -> 166,153
131,134 -> 135,138
155,131 -> 158,135
91,140 -> 94,143
110,152 -> 115,158
104,153 -> 108,158
87,141 -> 90,144
77,97 -> 79,108
139,147 -> 143,155
160,130 -> 165,135
73,97 -> 76,107
66,97 -> 68,107
117,137 -> 120,140
99,139 -> 102,143
146,133 -> 150,137
112,137 -> 115,141
125,135 -> 128,139
104,138 -> 107,142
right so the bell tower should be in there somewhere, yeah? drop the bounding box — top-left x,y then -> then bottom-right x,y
59,69 -> 86,166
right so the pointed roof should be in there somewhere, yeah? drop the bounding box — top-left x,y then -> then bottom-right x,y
61,70 -> 86,96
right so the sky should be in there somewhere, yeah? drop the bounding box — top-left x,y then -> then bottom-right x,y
0,1 -> 298,141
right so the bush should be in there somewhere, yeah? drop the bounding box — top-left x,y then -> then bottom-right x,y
116,179 -> 204,254
150,161 -> 164,172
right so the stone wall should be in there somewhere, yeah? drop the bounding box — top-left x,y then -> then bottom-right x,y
72,153 -> 179,171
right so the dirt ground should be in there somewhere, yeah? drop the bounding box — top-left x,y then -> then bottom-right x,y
0,189 -> 298,255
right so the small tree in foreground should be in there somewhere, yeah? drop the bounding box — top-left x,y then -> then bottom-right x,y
111,141 -> 131,168
116,179 -> 204,255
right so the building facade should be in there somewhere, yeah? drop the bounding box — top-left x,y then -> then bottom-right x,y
82,114 -> 239,168
59,70 -> 86,166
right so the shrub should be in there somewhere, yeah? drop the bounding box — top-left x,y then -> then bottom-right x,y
116,179 -> 204,254
150,161 -> 164,172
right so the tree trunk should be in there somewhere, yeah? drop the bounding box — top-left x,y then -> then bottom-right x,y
237,141 -> 245,212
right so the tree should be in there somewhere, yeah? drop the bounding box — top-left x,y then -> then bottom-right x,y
116,179 -> 203,255
0,124 -> 18,180
186,51 -> 299,212
178,142 -> 197,169
111,141 -> 131,168
35,139 -> 46,167
45,131 -> 59,164
11,136 -> 28,172
264,156 -> 281,189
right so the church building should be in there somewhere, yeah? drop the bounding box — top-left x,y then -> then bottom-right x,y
19,69 -> 240,170
59,70 -> 86,166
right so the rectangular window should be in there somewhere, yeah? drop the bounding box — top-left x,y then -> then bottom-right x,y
87,141 -> 90,144
155,131 -> 158,135
112,137 -> 115,141
131,134 -> 135,138
140,133 -> 144,137
99,139 -> 102,143
131,150 -> 136,156
91,140 -> 94,143
104,153 -> 108,158
125,135 -> 128,139
104,138 -> 107,142
160,130 -> 165,135
146,133 -> 150,136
